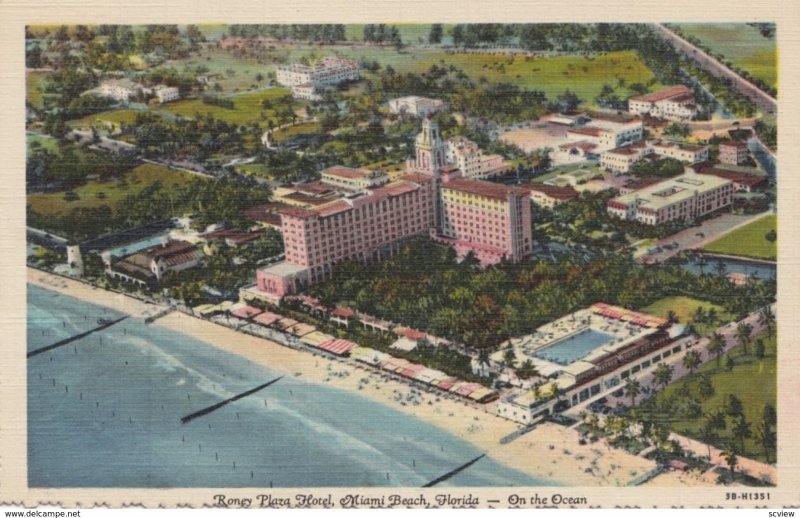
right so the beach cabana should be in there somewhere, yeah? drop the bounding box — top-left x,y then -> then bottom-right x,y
288,322 -> 316,337
437,377 -> 458,390
253,311 -> 282,327
300,331 -> 334,347
230,304 -> 263,320
274,317 -> 299,331
317,338 -> 357,356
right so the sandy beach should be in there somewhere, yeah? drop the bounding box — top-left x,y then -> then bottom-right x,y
27,267 -> 696,487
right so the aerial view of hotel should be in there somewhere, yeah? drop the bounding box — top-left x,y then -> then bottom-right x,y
21,21 -> 778,499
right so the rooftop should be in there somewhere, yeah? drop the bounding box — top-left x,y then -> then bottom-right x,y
630,85 -> 692,103
568,126 -> 605,137
612,172 -> 732,210
322,165 -> 372,180
585,110 -> 641,124
525,183 -> 580,200
720,139 -> 749,149
258,260 -> 309,277
442,178 -> 530,201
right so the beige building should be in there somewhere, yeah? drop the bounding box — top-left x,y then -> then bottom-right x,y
320,166 -> 390,191
276,57 -> 360,89
607,172 -> 734,225
388,96 -> 446,117
600,139 -> 709,174
718,140 -> 749,165
628,85 -> 698,121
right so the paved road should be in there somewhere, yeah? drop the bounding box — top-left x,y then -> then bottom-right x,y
638,212 -> 766,264
603,305 -> 773,408
652,24 -> 777,115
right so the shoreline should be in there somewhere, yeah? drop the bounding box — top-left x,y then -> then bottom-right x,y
27,267 -> 703,487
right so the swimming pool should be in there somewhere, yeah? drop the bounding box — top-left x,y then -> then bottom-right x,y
533,329 -> 614,365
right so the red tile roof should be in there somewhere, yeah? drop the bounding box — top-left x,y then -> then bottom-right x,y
147,240 -> 195,259
243,202 -> 290,225
585,110 -> 641,124
630,85 -> 692,103
696,167 -> 767,187
559,140 -> 598,151
568,126 -> 605,137
442,178 -> 529,201
525,183 -> 580,200
322,165 -> 369,179
720,139 -> 748,149
283,192 -> 336,206
331,306 -> 355,318
279,206 -> 317,219
315,199 -> 351,217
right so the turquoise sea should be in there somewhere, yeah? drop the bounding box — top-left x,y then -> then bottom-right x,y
27,284 -> 557,488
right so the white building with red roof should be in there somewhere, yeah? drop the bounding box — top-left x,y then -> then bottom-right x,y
628,85 -> 698,121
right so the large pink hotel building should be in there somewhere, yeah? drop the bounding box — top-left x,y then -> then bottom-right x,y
254,118 -> 532,301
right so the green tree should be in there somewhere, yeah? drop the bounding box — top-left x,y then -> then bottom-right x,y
516,359 -> 540,380
757,403 -> 777,463
725,355 -> 735,372
758,306 -> 776,339
624,377 -> 641,406
735,322 -> 753,356
722,448 -> 738,475
682,350 -> 702,375
724,394 -> 744,418
707,332 -> 726,368
502,348 -> 517,370
732,414 -> 752,454
653,363 -> 674,391
428,24 -> 443,44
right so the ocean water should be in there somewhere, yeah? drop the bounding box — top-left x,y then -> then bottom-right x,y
27,284 -> 557,488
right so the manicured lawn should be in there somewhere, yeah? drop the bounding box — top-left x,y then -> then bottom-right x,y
154,88 -> 293,126
27,163 -> 198,216
672,23 -> 777,90
702,215 -> 777,261
637,332 -> 776,463
641,296 -> 732,336
68,109 -> 144,130
270,121 -> 322,143
175,43 -> 659,106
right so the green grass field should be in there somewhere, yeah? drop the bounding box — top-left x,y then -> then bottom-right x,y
673,23 -> 777,90
177,43 -> 660,106
27,163 -> 197,216
641,296 -> 733,337
270,121 -> 321,143
637,331 -> 776,463
154,88 -> 292,126
703,215 -> 777,261
68,109 -> 144,130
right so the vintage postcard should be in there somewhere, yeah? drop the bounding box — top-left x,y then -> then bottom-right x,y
1,0 -> 798,511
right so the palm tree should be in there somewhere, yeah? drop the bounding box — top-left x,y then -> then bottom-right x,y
502,348 -> 517,371
706,332 -> 726,368
682,350 -> 702,375
624,377 -> 641,406
735,322 -> 753,356
715,261 -> 728,278
722,448 -> 738,476
653,363 -> 674,391
667,310 -> 679,324
516,359 -> 540,380
758,306 -> 776,339
732,415 -> 752,454
477,348 -> 491,374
